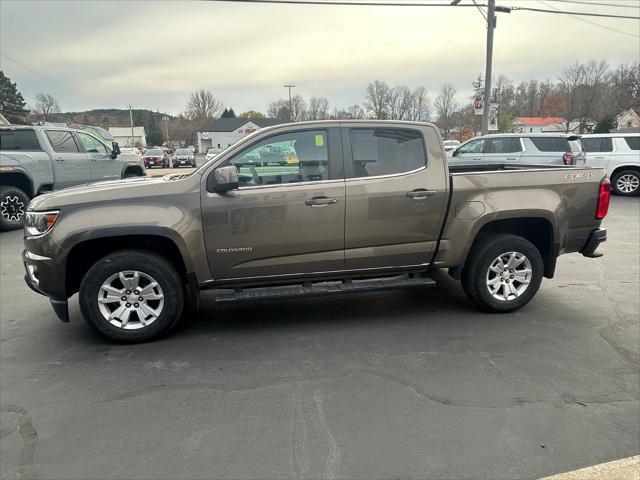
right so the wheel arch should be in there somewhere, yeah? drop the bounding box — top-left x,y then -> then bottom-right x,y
611,164 -> 640,179
0,171 -> 34,197
451,215 -> 557,280
64,232 -> 192,298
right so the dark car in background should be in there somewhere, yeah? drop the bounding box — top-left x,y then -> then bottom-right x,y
172,148 -> 196,168
143,148 -> 169,168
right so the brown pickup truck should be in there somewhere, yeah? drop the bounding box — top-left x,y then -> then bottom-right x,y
22,121 -> 610,342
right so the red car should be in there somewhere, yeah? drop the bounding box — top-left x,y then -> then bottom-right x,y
143,148 -> 169,168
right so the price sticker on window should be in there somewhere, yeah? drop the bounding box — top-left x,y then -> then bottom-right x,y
315,134 -> 324,147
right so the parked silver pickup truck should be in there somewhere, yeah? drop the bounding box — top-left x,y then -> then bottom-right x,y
23,121 -> 610,342
0,125 -> 145,230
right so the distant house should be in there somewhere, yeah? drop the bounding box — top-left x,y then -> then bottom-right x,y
108,126 -> 147,148
197,117 -> 283,153
615,108 -> 640,132
513,117 -> 566,133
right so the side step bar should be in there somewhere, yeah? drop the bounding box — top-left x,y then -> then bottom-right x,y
214,275 -> 436,304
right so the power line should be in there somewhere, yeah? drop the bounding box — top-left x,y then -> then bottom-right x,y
204,0 -> 485,6
537,0 -> 640,37
543,0 -> 640,8
0,53 -> 59,85
205,0 -> 640,18
509,4 -> 640,19
472,0 -> 487,21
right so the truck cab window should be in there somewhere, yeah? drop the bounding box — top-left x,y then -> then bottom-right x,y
45,130 -> 80,153
77,132 -> 109,154
227,130 -> 329,187
349,128 -> 426,177
0,129 -> 42,151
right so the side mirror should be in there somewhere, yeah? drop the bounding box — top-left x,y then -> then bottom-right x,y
111,142 -> 121,159
208,165 -> 239,193
452,148 -> 459,157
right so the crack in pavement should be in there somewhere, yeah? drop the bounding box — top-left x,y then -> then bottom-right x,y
1,404 -> 38,480
99,368 -> 638,409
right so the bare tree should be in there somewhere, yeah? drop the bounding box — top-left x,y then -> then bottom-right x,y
434,84 -> 458,136
365,80 -> 391,119
185,89 -> 223,121
307,97 -> 330,120
407,86 -> 431,121
608,62 -> 640,113
387,86 -> 413,120
267,95 -> 307,122
34,93 -> 61,121
558,60 -> 610,132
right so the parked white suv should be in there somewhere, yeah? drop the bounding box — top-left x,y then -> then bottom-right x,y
581,133 -> 639,196
450,133 -> 585,166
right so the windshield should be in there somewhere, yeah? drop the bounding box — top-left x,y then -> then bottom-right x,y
175,149 -> 191,155
145,149 -> 163,156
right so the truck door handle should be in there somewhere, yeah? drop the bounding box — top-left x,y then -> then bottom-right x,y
594,156 -> 606,159
407,189 -> 436,199
305,196 -> 338,207
55,158 -> 65,162
506,157 -> 517,161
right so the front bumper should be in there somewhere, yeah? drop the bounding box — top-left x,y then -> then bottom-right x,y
22,249 -> 69,321
581,228 -> 607,258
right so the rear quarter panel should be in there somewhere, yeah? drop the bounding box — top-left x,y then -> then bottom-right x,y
433,167 -> 606,268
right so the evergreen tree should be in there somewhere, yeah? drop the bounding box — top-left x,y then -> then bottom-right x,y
221,108 -> 236,118
0,71 -> 28,124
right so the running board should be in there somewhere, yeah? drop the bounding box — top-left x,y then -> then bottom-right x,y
214,275 -> 436,304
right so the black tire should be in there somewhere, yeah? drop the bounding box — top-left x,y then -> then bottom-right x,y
611,169 -> 640,196
124,171 -> 139,178
0,185 -> 30,231
461,234 -> 543,313
79,250 -> 184,343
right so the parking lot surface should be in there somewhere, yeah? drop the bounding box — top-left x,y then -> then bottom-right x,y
1,197 -> 638,479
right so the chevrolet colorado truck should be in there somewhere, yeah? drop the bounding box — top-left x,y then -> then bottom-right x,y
22,121 -> 610,342
0,125 -> 145,231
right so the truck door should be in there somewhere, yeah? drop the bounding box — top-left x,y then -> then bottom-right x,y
45,130 -> 91,189
450,137 -> 486,164
582,136 -> 612,170
343,125 -> 447,269
201,127 -> 346,281
76,132 -> 121,181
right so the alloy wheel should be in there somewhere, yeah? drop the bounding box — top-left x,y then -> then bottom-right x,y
486,251 -> 533,302
616,174 -> 639,194
0,195 -> 25,222
97,270 -> 164,329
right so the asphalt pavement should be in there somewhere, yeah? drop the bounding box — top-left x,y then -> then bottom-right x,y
1,197 -> 638,479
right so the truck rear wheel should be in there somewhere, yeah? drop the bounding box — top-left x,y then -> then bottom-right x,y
461,234 -> 543,313
0,185 -> 30,231
79,250 -> 184,343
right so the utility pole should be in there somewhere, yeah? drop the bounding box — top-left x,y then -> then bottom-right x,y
163,115 -> 170,147
481,0 -> 495,136
284,84 -> 295,121
128,105 -> 135,148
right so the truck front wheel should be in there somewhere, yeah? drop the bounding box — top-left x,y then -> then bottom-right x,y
461,234 -> 543,313
0,185 -> 30,231
79,250 -> 184,343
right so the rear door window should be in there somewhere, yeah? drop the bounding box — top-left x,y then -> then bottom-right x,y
0,129 -> 42,150
349,128 -> 426,177
529,137 -> 570,152
624,136 -> 640,150
581,137 -> 613,152
486,137 -> 521,154
46,130 -> 81,153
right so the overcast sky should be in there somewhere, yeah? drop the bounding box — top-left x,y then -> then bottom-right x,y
1,0 -> 639,115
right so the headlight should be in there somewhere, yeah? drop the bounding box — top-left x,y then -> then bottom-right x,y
25,210 -> 60,237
